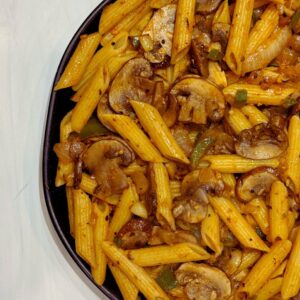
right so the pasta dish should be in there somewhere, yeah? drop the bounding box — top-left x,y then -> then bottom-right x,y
53,0 -> 300,298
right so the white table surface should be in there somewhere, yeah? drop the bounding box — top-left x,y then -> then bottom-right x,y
1,0 -> 107,299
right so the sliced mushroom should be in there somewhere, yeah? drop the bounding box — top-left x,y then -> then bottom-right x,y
171,125 -> 194,157
236,167 -> 278,202
170,78 -> 225,124
196,0 -> 223,14
175,263 -> 231,300
109,58 -> 154,115
212,23 -> 230,53
82,136 -> 135,197
235,123 -> 288,160
142,5 -> 176,65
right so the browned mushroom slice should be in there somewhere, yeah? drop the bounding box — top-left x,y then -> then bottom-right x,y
235,123 -> 288,160
142,5 -> 176,64
171,125 -> 194,157
170,78 -> 225,124
212,23 -> 230,52
82,136 -> 135,197
196,0 -> 223,14
109,58 -> 154,115
236,167 -> 278,202
175,263 -> 231,300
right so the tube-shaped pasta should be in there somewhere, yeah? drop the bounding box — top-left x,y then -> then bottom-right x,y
209,196 -> 269,251
226,108 -> 252,134
245,4 -> 279,56
213,0 -> 230,24
223,83 -> 295,106
242,26 -> 292,74
99,0 -> 146,36
172,55 -> 190,83
71,66 -> 110,132
241,105 -> 269,126
245,198 -> 269,235
107,183 -> 139,241
285,115 -> 300,194
225,0 -> 254,74
149,0 -> 174,8
130,101 -> 189,164
101,114 -> 165,163
55,161 -> 74,187
271,260 -> 287,279
59,110 -> 73,142
108,261 -> 139,300
129,11 -> 153,36
152,163 -> 175,230
66,187 -> 75,237
256,277 -> 283,300
201,205 -> 222,255
125,243 -> 210,267
54,33 -> 100,90
288,210 -> 297,234
269,181 -> 289,242
238,240 -> 291,297
73,189 -> 96,267
123,162 -> 147,175
170,180 -> 181,199
171,0 -> 196,64
208,62 -> 227,88
102,241 -> 169,299
221,173 -> 236,195
281,229 -> 300,298
73,31 -> 129,91
91,202 -> 110,286
236,250 -> 261,273
202,155 -> 279,173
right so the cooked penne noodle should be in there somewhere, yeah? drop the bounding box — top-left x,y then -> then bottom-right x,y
54,33 -> 100,90
268,181 -> 289,242
129,11 -> 153,36
170,180 -> 181,199
222,173 -> 236,196
236,249 -> 261,273
213,0 -> 230,24
281,229 -> 300,298
152,163 -> 175,230
149,0 -> 174,8
172,55 -> 190,83
202,155 -> 279,173
101,114 -> 165,163
223,83 -> 295,106
71,66 -> 110,132
242,26 -> 292,74
245,4 -> 279,56
55,161 -> 74,187
73,189 -> 96,267
91,202 -> 110,286
285,115 -> 300,194
270,260 -> 287,279
171,0 -> 196,64
288,210 -> 298,234
107,183 -> 139,241
201,205 -> 222,255
256,277 -> 283,300
99,0 -> 146,36
66,187 -> 75,237
226,107 -> 252,134
125,243 -> 210,267
71,81 -> 89,103
108,261 -> 139,300
238,240 -> 292,297
102,241 -> 169,299
208,62 -> 227,88
59,110 -> 73,142
101,3 -> 152,46
73,31 -> 129,91
209,196 -> 269,251
241,105 -> 269,126
225,0 -> 254,74
130,201 -> 148,219
123,162 -> 147,175
130,101 -> 189,164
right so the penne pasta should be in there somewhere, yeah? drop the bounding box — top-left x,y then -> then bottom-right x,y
241,105 -> 269,126
271,260 -> 287,279
225,0 -> 254,75
208,61 -> 227,88
102,241 -> 169,299
170,180 -> 181,199
54,33 -> 100,90
256,277 -> 283,300
202,155 -> 279,173
66,187 -> 75,237
172,55 -> 190,83
101,114 -> 165,163
209,196 -> 269,251
130,101 -> 189,164
71,66 -> 110,132
171,0 -> 196,64
268,181 -> 289,242
149,0 -> 174,8
129,11 -> 153,37
213,0 -> 230,24
59,110 -> 73,142
238,240 -> 292,297
236,249 -> 261,273
223,83 -> 296,106
152,163 -> 175,230
125,243 -> 210,267
225,107 -> 252,134
281,229 -> 300,298
91,202 -> 110,286
285,115 -> 300,194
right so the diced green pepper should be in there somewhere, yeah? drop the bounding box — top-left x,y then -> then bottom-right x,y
155,266 -> 177,291
80,116 -> 110,139
190,136 -> 215,169
235,89 -> 248,104
207,49 -> 222,61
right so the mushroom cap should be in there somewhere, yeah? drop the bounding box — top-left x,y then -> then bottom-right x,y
109,58 -> 154,115
236,167 -> 279,202
235,123 -> 288,160
176,262 -> 231,300
170,78 -> 225,124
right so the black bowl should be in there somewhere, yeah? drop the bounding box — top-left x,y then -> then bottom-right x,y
42,1 -> 121,299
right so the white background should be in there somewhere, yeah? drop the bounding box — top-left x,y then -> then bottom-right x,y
0,0 -> 106,299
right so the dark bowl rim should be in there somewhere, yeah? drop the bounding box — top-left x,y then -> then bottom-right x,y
42,1 -> 117,299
